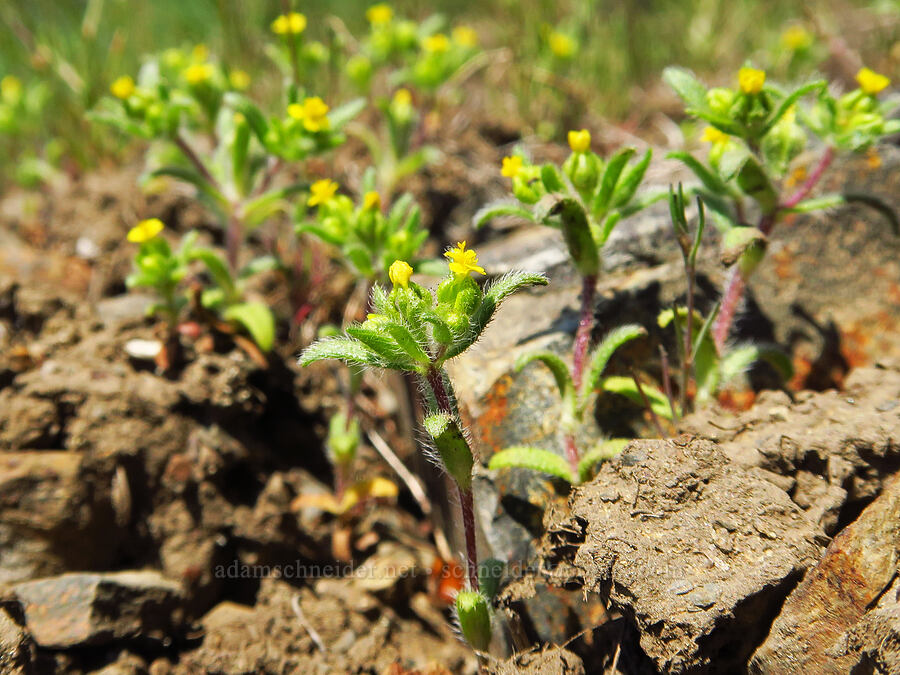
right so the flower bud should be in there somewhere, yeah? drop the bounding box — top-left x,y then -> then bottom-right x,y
455,590 -> 491,652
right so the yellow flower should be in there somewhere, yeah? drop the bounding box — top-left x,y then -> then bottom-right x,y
308,179 -> 339,207
444,241 -> 485,277
110,75 -> 135,100
229,69 -> 250,90
738,67 -> 766,95
700,126 -> 729,145
184,63 -> 214,85
857,67 -> 890,96
392,88 -> 412,107
366,4 -> 393,25
389,260 -> 413,288
363,191 -> 382,211
271,12 -> 307,35
452,26 -> 478,48
781,26 -> 812,51
127,218 -> 164,243
548,32 -> 576,59
191,44 -> 208,63
1,76 -> 22,104
567,129 -> 591,153
423,33 -> 450,54
501,155 -> 524,179
288,96 -> 330,133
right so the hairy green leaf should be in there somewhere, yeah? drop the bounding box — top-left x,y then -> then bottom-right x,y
488,446 -> 574,483
473,200 -> 536,228
601,375 -> 675,419
581,325 -> 647,404
593,147 -> 635,215
299,337 -> 373,367
612,148 -> 652,209
515,351 -> 574,403
577,438 -> 630,482
223,301 -> 275,352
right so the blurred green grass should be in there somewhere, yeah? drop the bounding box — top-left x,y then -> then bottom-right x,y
0,0 -> 895,184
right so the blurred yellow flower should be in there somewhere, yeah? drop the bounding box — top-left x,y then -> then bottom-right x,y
501,155 -> 524,179
452,26 -> 478,48
423,33 -> 450,53
1,76 -> 22,104
127,218 -> 164,243
191,44 -> 209,62
389,260 -> 413,288
738,67 -> 766,95
229,69 -> 251,90
288,96 -> 330,132
110,75 -> 135,100
701,126 -> 729,144
857,67 -> 890,96
567,129 -> 591,153
781,26 -> 812,51
308,179 -> 339,207
366,4 -> 393,25
184,63 -> 214,85
445,241 -> 485,277
392,88 -> 412,106
363,191 -> 382,211
548,32 -> 576,59
271,12 -> 307,35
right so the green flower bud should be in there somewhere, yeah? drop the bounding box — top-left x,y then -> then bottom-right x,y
455,590 -> 491,652
562,151 -> 600,193
423,412 -> 474,490
707,87 -> 736,116
327,412 -> 360,467
511,175 -> 541,204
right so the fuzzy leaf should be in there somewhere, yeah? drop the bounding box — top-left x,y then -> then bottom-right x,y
601,375 -> 675,419
328,97 -> 367,129
223,302 -> 275,352
593,147 -> 635,215
720,343 -> 793,385
577,438 -> 630,482
536,195 -> 598,276
384,323 -> 430,366
488,446 -> 574,483
612,148 -> 652,209
299,337 -> 373,367
346,326 -> 405,362
187,248 -> 236,300
663,67 -> 709,114
581,325 -> 647,403
150,166 -> 228,208
666,151 -> 732,197
514,351 -> 574,403
540,163 -> 566,193
473,200 -> 536,228
763,81 -> 826,134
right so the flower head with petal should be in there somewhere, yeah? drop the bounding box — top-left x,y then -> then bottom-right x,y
271,12 -> 307,35
444,241 -> 485,278
501,155 -> 524,179
389,260 -> 413,288
857,67 -> 890,96
738,67 -> 765,94
308,179 -> 339,207
288,96 -> 330,133
567,129 -> 591,153
110,75 -> 135,100
128,218 -> 164,243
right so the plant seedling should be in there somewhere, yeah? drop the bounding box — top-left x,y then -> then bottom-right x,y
476,128 -> 660,466
664,65 -> 899,353
300,241 -> 547,651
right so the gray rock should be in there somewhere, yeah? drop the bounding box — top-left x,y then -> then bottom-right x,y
13,570 -> 185,648
750,474 -> 900,674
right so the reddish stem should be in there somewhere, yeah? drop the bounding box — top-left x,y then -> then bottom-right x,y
572,274 -> 598,394
713,267 -> 746,354
714,146 -> 835,352
458,486 -> 479,592
564,434 -> 579,478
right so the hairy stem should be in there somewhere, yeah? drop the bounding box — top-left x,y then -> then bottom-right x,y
564,434 -> 579,477
225,212 -> 241,273
425,366 -> 479,592
572,274 -> 598,393
174,134 -> 220,190
782,145 -> 835,210
682,262 -> 695,411
712,267 -> 745,354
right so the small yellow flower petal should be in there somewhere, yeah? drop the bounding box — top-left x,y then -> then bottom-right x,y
184,63 -> 214,85
308,179 -> 339,207
444,241 -> 486,277
363,191 -> 382,211
548,32 -> 576,59
738,67 -> 766,95
389,260 -> 413,288
366,4 -> 393,25
423,33 -> 450,53
857,67 -> 890,96
701,126 -> 729,145
452,26 -> 478,48
567,129 -> 591,153
110,75 -> 135,100
289,96 -> 330,133
271,12 -> 307,35
501,155 -> 524,179
127,218 -> 164,243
